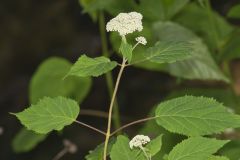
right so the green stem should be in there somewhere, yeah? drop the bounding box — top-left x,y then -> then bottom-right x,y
103,58 -> 127,160
110,116 -> 159,136
99,11 -> 121,130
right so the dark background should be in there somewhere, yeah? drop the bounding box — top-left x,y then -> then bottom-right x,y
0,0 -> 239,159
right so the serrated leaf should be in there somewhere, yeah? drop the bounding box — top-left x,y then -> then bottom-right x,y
155,96 -> 240,136
175,3 -> 233,51
131,135 -> 163,160
145,135 -> 163,156
66,55 -> 117,77
110,135 -> 163,160
227,4 -> 240,19
85,138 -> 115,160
119,40 -> 133,62
30,57 -> 92,104
168,137 -> 229,160
110,135 -> 135,160
139,107 -> 182,160
166,88 -> 240,112
13,96 -> 79,134
143,41 -> 193,64
12,128 -> 46,153
152,21 -> 229,82
13,57 -> 91,153
208,155 -> 230,160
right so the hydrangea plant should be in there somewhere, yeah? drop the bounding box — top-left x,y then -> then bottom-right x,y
12,5 -> 240,160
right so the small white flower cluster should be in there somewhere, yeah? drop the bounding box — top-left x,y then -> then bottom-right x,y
129,135 -> 150,149
63,139 -> 77,153
136,36 -> 147,45
106,12 -> 143,36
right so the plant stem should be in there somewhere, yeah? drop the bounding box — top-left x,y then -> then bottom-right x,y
140,146 -> 151,160
103,58 -> 127,160
99,11 -> 121,130
110,116 -> 158,136
52,148 -> 68,160
132,42 -> 140,50
75,120 -> 106,136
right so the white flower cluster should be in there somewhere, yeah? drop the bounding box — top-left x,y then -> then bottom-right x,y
129,135 -> 150,149
63,139 -> 77,153
106,12 -> 143,36
136,36 -> 147,45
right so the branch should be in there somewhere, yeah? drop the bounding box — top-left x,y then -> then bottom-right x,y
52,148 -> 68,160
75,120 -> 106,136
110,116 -> 159,136
103,58 -> 127,160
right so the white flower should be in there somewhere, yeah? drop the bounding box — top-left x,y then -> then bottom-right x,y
106,12 -> 143,36
129,135 -> 150,149
136,36 -> 147,45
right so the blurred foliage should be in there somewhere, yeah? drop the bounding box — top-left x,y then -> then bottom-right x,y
227,4 -> 240,19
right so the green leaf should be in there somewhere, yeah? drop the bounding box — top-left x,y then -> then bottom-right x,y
126,21 -> 229,82
168,137 -> 229,160
152,21 -> 229,82
79,0 -> 111,13
66,55 -> 117,77
110,135 -> 135,160
166,88 -> 240,112
14,57 -> 91,153
208,156 -> 230,160
163,0 -> 190,20
137,0 -> 165,21
139,107 -> 183,160
85,138 -> 116,160
227,4 -> 240,19
13,96 -> 79,134
79,0 -> 100,21
119,40 -> 133,62
219,30 -> 240,61
78,0 -> 136,20
137,0 -> 189,21
174,2 -> 233,51
219,140 -> 240,160
104,0 -> 136,16
12,128 -> 46,153
155,95 -> 240,136
145,135 -> 163,156
30,57 -> 92,104
142,41 -> 192,64
110,135 -> 163,160
78,0 -> 136,22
